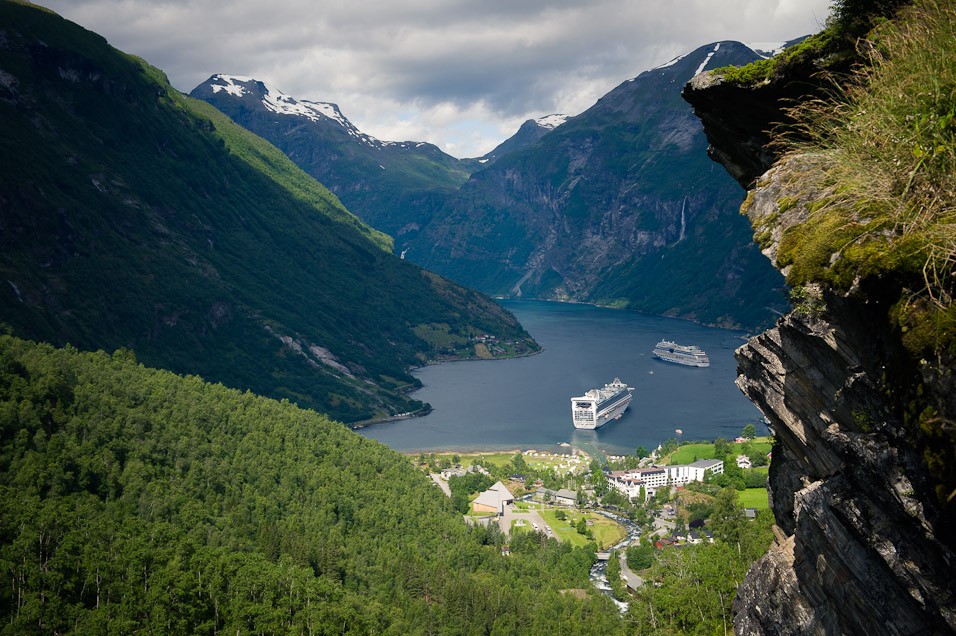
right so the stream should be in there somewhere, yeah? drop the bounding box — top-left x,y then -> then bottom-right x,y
589,509 -> 642,611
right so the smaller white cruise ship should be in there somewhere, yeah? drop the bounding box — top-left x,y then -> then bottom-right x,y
653,340 -> 710,367
571,378 -> 634,430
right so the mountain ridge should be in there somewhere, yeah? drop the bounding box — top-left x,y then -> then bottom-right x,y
190,74 -> 483,239
0,0 -> 537,423
194,39 -> 789,330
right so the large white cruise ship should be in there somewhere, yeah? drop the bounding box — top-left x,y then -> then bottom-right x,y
652,340 -> 710,367
571,378 -> 634,429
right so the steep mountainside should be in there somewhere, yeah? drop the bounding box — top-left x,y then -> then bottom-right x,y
685,1 -> 956,633
0,1 -> 536,423
190,75 -> 483,239
405,41 -> 787,330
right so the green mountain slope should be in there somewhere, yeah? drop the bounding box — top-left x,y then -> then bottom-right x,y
0,334 -> 621,633
0,0 -> 536,423
189,75 -> 482,241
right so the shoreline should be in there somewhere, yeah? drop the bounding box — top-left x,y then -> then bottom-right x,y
352,347 -> 544,430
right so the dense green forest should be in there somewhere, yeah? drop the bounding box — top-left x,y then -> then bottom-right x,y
625,490 -> 774,633
0,333 -> 621,634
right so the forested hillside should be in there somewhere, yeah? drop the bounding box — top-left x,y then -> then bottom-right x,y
0,333 -> 622,634
0,0 -> 536,424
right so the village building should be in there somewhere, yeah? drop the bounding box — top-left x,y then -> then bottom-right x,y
533,487 -> 577,505
607,459 -> 724,501
554,488 -> 578,506
471,481 -> 515,515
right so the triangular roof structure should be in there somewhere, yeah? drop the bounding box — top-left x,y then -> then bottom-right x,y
472,481 -> 515,515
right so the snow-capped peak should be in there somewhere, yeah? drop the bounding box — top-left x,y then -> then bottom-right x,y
534,114 -> 569,130
209,74 -> 256,98
206,74 -> 383,147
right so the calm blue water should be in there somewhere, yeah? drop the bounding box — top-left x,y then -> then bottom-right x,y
359,300 -> 766,455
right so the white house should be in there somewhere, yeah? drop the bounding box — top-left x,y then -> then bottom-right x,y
607,459 -> 724,501
554,488 -> 578,506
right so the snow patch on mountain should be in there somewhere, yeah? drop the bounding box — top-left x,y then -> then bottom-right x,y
745,41 -> 788,58
653,53 -> 687,71
535,114 -> 569,129
207,74 -> 383,148
693,42 -> 721,76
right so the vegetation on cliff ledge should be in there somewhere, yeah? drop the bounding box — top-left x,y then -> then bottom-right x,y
754,0 -> 956,516
773,0 -> 956,356
713,0 -> 912,86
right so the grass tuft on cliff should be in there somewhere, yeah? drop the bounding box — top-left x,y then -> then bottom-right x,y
774,0 -> 956,356
713,0 -> 912,86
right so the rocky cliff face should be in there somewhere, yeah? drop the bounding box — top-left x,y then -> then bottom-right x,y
687,70 -> 956,635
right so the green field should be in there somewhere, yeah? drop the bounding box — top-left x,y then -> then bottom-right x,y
664,437 -> 773,464
738,488 -> 770,510
665,443 -> 717,464
419,450 -> 590,474
537,509 -> 626,550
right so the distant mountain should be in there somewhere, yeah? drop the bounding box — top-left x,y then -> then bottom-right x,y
403,41 -> 788,329
0,1 -> 537,423
191,75 -> 483,239
480,114 -> 570,163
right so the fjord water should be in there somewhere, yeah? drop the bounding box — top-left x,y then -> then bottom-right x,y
359,300 -> 767,455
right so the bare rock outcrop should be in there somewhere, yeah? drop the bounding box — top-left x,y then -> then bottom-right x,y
725,160 -> 956,635
734,299 -> 955,634
685,51 -> 956,635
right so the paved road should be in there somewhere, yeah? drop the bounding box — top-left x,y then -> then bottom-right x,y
429,479 -> 563,543
498,507 -> 556,540
430,473 -> 451,497
618,552 -> 644,589
650,516 -> 675,537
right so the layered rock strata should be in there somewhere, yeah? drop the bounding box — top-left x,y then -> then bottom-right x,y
687,77 -> 956,634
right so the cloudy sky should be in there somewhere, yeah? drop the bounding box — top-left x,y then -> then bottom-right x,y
42,0 -> 833,158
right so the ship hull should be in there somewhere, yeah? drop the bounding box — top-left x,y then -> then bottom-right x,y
571,378 -> 633,429
572,394 -> 632,429
652,351 -> 710,367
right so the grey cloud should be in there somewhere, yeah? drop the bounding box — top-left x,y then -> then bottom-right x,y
41,0 -> 832,156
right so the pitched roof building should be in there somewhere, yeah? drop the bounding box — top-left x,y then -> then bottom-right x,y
471,481 -> 515,515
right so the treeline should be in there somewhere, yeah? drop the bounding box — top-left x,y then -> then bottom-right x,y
0,335 -> 621,634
